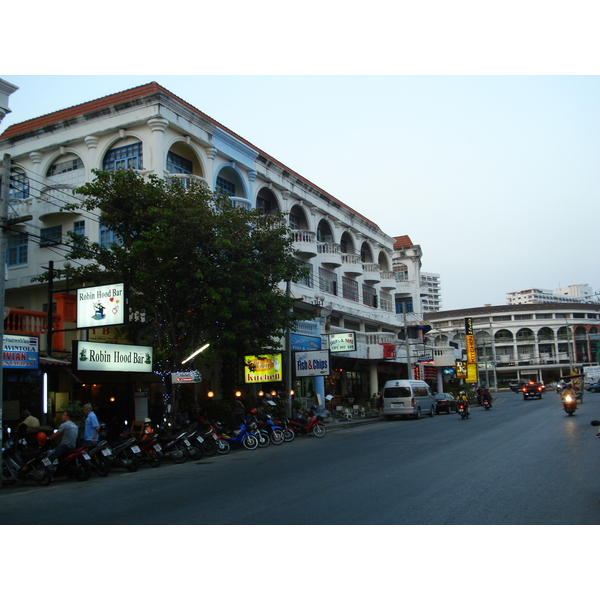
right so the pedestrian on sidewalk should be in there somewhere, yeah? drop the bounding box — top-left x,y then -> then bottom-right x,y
376,392 -> 383,418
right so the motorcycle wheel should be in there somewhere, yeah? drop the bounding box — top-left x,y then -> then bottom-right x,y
243,435 -> 258,450
2,464 -> 18,485
312,424 -> 326,438
126,453 -> 141,472
146,449 -> 162,467
32,466 -> 52,486
75,458 -> 92,481
283,429 -> 295,442
201,438 -> 218,457
187,442 -> 203,460
94,454 -> 110,477
257,431 -> 270,448
271,430 -> 284,445
171,443 -> 188,464
216,439 -> 230,455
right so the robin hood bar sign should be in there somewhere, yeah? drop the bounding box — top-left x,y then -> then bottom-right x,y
76,283 -> 127,328
73,341 -> 152,373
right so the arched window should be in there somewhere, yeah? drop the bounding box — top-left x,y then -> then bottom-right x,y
256,188 -> 279,214
103,139 -> 143,170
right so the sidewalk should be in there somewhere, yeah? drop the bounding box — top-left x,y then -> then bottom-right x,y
323,412 -> 382,432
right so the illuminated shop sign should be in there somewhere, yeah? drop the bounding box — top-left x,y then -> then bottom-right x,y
73,341 -> 152,373
244,354 -> 283,383
329,332 -> 356,353
76,283 -> 127,328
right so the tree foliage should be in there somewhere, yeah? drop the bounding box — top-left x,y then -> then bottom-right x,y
54,169 -> 308,381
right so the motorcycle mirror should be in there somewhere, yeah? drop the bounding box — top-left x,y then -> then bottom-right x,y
591,421 -> 600,426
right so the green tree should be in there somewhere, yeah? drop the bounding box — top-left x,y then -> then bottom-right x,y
46,169 -> 308,397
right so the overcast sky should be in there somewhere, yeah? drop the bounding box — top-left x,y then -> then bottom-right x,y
2,4 -> 599,313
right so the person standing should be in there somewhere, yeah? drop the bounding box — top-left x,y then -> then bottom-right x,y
82,403 -> 101,448
376,392 -> 384,418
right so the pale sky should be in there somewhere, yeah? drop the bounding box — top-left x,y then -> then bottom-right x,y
2,4 -> 599,311
1,0 -> 598,585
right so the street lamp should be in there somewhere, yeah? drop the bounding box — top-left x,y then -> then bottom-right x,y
312,295 -> 325,317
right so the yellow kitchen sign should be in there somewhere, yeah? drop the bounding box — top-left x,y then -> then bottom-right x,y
244,354 -> 283,383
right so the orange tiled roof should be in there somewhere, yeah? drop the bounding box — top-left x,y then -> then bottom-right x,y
0,81 -> 382,231
393,235 -> 413,248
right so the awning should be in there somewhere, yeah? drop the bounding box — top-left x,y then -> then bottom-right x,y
39,356 -> 71,366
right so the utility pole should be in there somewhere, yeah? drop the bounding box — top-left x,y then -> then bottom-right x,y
0,79 -> 19,486
1,153 -> 11,486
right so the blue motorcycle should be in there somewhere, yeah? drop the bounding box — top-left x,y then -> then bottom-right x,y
220,419 -> 260,450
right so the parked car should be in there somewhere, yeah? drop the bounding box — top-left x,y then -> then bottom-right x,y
586,382 -> 600,393
435,392 -> 457,414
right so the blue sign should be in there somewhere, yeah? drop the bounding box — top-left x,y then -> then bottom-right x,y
3,334 -> 39,369
290,333 -> 321,351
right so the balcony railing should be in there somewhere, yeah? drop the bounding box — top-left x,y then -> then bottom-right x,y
4,308 -> 65,351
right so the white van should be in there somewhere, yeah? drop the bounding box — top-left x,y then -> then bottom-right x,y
382,379 -> 436,420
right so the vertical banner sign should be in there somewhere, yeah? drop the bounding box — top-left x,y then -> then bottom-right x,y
465,317 -> 476,363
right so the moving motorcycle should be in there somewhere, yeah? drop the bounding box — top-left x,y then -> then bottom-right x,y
482,397 -> 491,411
562,390 -> 578,416
457,399 -> 470,419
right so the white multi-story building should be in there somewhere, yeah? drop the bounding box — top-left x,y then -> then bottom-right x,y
507,284 -> 599,305
0,82 -> 432,422
420,272 -> 442,312
425,303 -> 600,389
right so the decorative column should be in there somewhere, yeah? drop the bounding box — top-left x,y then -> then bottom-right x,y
205,146 -> 217,188
247,170 -> 257,207
84,135 -> 100,175
147,117 -> 169,176
29,151 -> 43,197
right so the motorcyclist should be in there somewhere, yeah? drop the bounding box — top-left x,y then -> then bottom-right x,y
46,410 -> 78,463
482,388 -> 493,406
457,389 -> 470,416
561,383 -> 576,403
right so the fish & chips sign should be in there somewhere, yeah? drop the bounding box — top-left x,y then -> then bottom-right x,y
294,350 -> 330,377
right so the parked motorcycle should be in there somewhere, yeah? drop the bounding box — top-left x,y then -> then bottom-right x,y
156,429 -> 190,463
288,409 -> 326,437
562,391 -> 578,416
136,434 -> 163,468
257,414 -> 284,445
86,439 -> 112,476
202,422 -> 231,455
184,429 -> 205,460
219,420 -> 259,450
2,426 -> 52,486
45,443 -> 93,481
106,436 -> 141,472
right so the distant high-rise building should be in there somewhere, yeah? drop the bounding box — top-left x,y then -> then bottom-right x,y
420,272 -> 442,312
507,284 -> 599,305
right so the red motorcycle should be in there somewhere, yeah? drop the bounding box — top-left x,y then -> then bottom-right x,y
288,407 -> 326,438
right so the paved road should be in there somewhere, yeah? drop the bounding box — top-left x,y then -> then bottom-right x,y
2,390 -> 600,525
